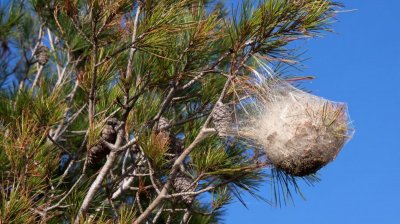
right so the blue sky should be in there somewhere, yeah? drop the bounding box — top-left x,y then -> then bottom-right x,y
225,0 -> 400,223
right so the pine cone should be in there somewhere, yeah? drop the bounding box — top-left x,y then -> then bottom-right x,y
169,134 -> 183,155
156,117 -> 184,156
212,102 -> 232,136
101,117 -> 119,143
173,172 -> 194,204
87,144 -> 109,166
88,118 -> 120,166
35,45 -> 49,65
157,117 -> 170,131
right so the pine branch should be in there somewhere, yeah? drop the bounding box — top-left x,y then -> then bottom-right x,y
133,75 -> 233,223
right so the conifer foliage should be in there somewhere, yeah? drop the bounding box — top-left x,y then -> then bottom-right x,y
0,0 -> 346,223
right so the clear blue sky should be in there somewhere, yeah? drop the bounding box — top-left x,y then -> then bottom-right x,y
225,0 -> 400,223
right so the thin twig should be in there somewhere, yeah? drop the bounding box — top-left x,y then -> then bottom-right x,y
125,4 -> 141,81
52,104 -> 87,141
181,51 -> 231,90
136,191 -> 144,214
45,173 -> 84,212
101,136 -> 137,152
30,65 -> 44,91
122,148 -> 131,174
47,134 -> 72,156
55,159 -> 76,188
180,209 -> 191,224
70,17 -> 94,45
147,160 -> 161,194
152,204 -> 165,224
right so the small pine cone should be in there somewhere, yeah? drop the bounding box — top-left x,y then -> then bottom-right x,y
35,45 -> 49,65
169,135 -> 183,155
87,144 -> 110,165
88,118 -> 120,166
101,117 -> 119,143
156,117 -> 183,156
173,172 -> 194,204
212,102 -> 232,136
157,117 -> 170,132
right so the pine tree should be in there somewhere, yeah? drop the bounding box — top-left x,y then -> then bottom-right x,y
0,0 -> 348,223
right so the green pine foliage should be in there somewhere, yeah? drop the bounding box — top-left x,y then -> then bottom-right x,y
0,0 -> 342,223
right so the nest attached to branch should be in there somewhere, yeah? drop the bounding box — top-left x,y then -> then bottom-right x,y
220,77 -> 353,176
